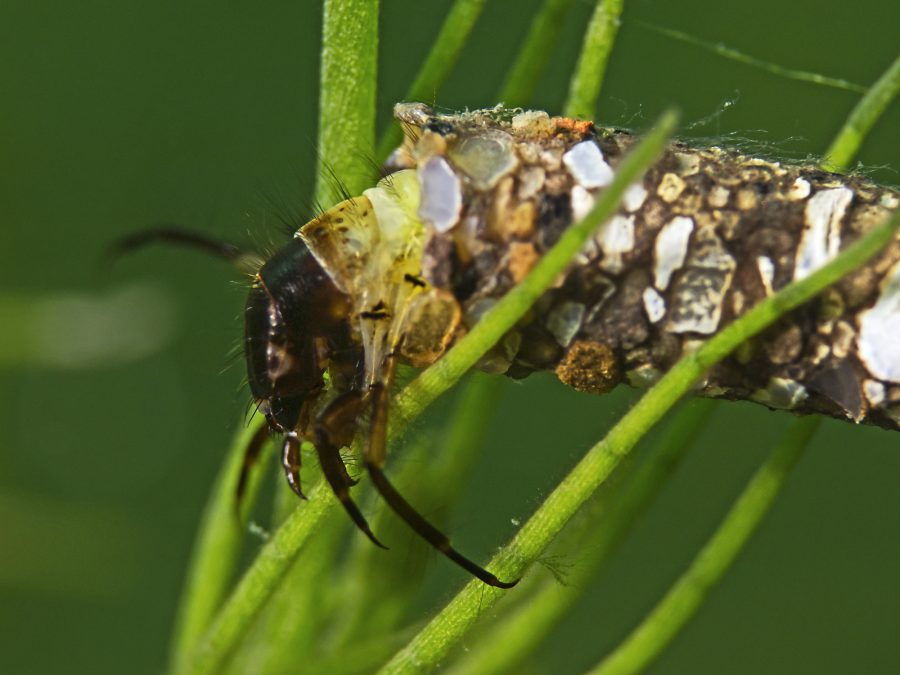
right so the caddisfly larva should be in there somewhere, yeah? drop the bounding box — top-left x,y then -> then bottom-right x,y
121,101 -> 900,587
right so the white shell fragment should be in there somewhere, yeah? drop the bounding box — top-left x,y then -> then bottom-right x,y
417,156 -> 462,232
563,141 -> 613,188
881,192 -> 899,209
570,184 -> 595,221
597,214 -> 635,274
642,286 -> 666,323
707,185 -> 730,208
653,216 -> 694,290
794,186 -> 853,280
756,256 -> 776,295
622,182 -> 648,212
863,379 -> 886,407
787,177 -> 811,201
517,165 -> 546,200
666,228 -> 736,335
857,261 -> 900,383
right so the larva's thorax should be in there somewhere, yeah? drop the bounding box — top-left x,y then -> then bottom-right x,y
309,103 -> 900,429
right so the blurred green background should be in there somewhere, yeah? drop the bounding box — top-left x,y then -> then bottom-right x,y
1,1 -> 898,673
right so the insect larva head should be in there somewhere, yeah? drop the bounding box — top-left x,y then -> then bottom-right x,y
244,237 -> 352,431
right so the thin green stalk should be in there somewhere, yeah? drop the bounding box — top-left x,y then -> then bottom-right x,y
315,0 -> 380,206
563,0 -> 624,120
179,401 -> 423,675
590,416 -> 821,675
168,412 -> 269,672
224,450 -> 332,673
303,627 -> 418,675
377,209 -> 900,674
822,54 -> 900,172
446,400 -> 717,675
177,477 -> 336,675
232,509 -> 346,675
331,375 -> 505,650
376,0 -> 487,162
175,3 -> 379,672
395,108 -> 678,425
498,0 -> 577,107
418,375 -> 505,497
637,22 -> 867,94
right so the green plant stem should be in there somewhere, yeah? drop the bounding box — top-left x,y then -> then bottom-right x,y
168,412 -> 269,672
823,54 -> 900,172
637,22 -> 867,94
178,477 -> 336,675
498,0 -> 577,106
590,416 -> 821,675
563,0 -> 624,119
446,399 -> 717,675
233,509 -> 346,675
315,0 -> 379,206
178,407 -> 422,675
377,208 -> 900,674
175,4 -> 379,672
225,449 -> 328,673
419,375 -> 505,499
331,374 -> 504,651
304,627 -> 418,675
395,108 -> 678,425
376,0 -> 487,162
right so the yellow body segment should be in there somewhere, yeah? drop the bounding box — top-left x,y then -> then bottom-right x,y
299,170 -> 457,385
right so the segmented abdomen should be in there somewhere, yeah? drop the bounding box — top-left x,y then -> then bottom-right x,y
393,104 -> 900,428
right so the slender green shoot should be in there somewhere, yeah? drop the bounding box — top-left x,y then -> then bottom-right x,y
314,0 -> 380,206
498,0 -> 577,107
228,508 -> 346,675
563,0 -> 624,119
330,374 -> 504,652
177,476 -> 337,675
377,208 -> 900,674
822,54 -> 900,172
395,108 -> 678,425
303,627 -> 419,675
376,0 -> 487,162
168,412 -> 269,672
590,416 -> 821,675
174,3 -> 380,673
445,399 -> 718,675
638,22 -> 868,94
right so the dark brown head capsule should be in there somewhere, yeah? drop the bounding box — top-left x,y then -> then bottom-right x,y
244,237 -> 354,433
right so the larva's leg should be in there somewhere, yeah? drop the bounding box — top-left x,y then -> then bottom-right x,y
364,355 -> 518,589
314,391 -> 386,549
281,432 -> 305,500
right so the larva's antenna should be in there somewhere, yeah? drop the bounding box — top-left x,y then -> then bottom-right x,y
108,225 -> 263,274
